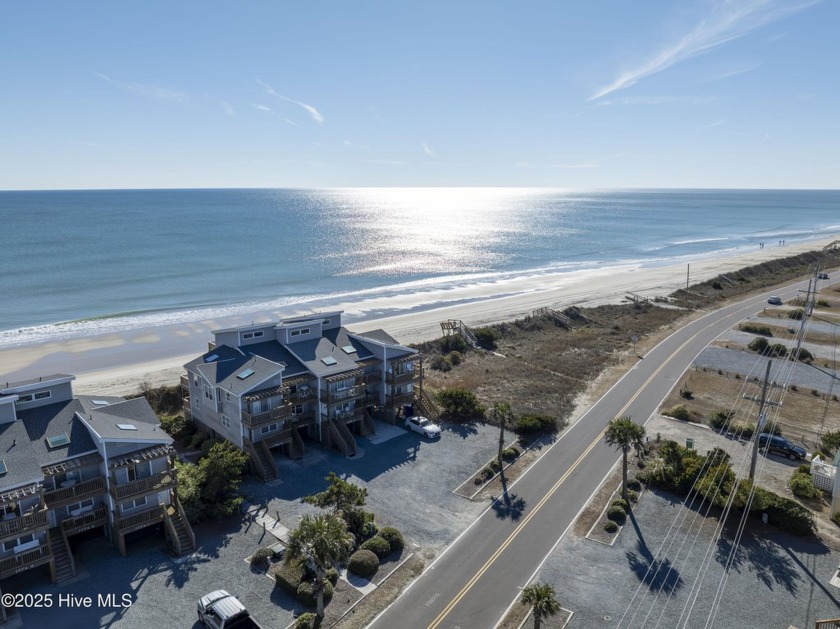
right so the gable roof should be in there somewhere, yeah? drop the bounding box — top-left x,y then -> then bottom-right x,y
0,420 -> 42,493
81,398 -> 171,443
285,337 -> 361,378
16,399 -> 99,466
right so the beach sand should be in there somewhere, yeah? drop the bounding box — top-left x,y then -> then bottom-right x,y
1,238 -> 836,397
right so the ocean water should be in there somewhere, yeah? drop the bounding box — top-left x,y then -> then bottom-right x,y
1,188 -> 838,347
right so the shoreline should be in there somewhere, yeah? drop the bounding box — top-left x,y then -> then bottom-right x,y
1,236 -> 837,396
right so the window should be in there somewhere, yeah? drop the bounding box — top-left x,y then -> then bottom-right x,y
204,385 -> 213,400
34,391 -> 51,400
321,356 -> 338,366
225,392 -> 231,402
3,534 -> 35,553
193,374 -> 199,387
292,404 -> 303,415
243,331 -> 264,340
341,344 -> 357,354
237,368 -> 255,380
205,354 -> 219,363
300,328 -> 310,335
46,433 -> 70,449
116,424 -> 138,431
67,499 -> 94,516
15,394 -> 33,404
121,496 -> 147,512
322,319 -> 330,325
290,330 -> 300,337
220,414 -> 231,429
260,423 -> 278,434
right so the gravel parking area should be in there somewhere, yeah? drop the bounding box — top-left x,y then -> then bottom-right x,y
536,490 -> 840,629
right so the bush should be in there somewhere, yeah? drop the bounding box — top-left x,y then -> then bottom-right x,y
348,549 -> 379,578
606,506 -> 627,523
440,334 -> 468,353
201,438 -> 221,457
250,547 -> 273,569
790,471 -> 821,499
627,478 -> 642,492
502,446 -> 520,461
276,559 -> 308,594
447,351 -> 463,366
664,404 -> 690,421
190,431 -> 209,450
732,422 -> 755,439
604,521 -> 619,533
832,512 -> 840,527
513,414 -> 557,435
360,535 -> 392,559
134,382 -> 183,415
754,488 -> 816,536
159,414 -> 195,440
748,337 -> 769,353
487,459 -> 502,473
611,498 -> 629,511
296,579 -> 334,608
295,612 -> 318,629
788,308 -> 805,321
431,356 -> 453,372
820,430 -> 840,453
797,348 -> 814,362
767,343 -> 788,358
325,566 -> 339,585
436,388 -> 485,420
709,410 -> 734,431
378,527 -> 405,552
344,508 -> 377,542
711,281 -> 723,290
680,389 -> 693,400
473,327 -> 500,350
740,323 -> 773,336
627,489 -> 639,503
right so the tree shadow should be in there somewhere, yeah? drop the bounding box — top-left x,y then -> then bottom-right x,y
442,421 -> 479,439
626,539 -> 684,594
491,472 -> 527,520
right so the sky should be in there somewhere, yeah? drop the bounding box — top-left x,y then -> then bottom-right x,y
1,0 -> 838,190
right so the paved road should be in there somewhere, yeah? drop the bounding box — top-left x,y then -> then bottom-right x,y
368,278 -> 819,629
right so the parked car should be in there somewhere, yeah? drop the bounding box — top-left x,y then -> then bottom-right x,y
405,415 -> 441,438
817,272 -> 830,280
767,296 -> 783,305
197,590 -> 265,629
758,434 -> 807,461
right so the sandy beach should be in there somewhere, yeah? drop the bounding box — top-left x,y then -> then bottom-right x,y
2,237 -> 837,397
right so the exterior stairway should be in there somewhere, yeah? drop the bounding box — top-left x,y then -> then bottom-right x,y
327,419 -> 357,456
251,439 -> 278,482
49,528 -> 75,584
360,409 -> 376,437
416,389 -> 441,421
166,501 -> 196,555
289,429 -> 305,460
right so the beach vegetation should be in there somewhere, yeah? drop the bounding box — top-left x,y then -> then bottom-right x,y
176,441 -> 249,523
663,404 -> 690,421
789,469 -> 821,499
520,582 -> 561,629
439,334 -> 468,353
604,416 -> 646,501
796,348 -> 814,362
473,326 -> 500,350
748,337 -> 769,353
431,355 -> 453,371
159,413 -> 195,441
788,308 -> 805,320
513,414 -> 557,435
347,548 -> 379,578
447,350 -> 463,365
740,323 -> 773,336
133,382 -> 183,415
709,409 -> 734,431
820,430 -> 840,453
436,387 -> 485,419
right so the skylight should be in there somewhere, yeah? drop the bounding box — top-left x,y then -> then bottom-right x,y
237,368 -> 255,380
117,423 -> 138,431
321,356 -> 338,366
205,354 -> 220,363
46,433 -> 70,449
0,460 -> 6,475
91,399 -> 110,406
341,345 -> 357,354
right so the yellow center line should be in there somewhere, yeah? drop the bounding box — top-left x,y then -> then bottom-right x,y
427,301 -> 758,629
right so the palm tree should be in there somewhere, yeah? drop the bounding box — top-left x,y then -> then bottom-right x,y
490,402 -> 515,466
604,415 -> 646,501
521,582 -> 560,629
286,513 -> 353,618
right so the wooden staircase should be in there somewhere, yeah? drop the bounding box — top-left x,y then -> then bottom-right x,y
247,439 -> 278,482
440,319 -> 481,349
164,498 -> 196,556
327,419 -> 357,456
289,428 -> 306,460
49,527 -> 75,584
360,408 -> 376,437
416,389 -> 441,421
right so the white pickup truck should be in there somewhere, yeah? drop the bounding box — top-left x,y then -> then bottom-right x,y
197,590 -> 266,629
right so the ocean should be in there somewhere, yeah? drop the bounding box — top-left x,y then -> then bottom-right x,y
1,188 -> 838,348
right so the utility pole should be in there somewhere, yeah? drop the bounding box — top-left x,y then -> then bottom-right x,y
749,359 -> 773,481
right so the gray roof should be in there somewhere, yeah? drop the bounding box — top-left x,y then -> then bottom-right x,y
187,344 -> 286,395
1,374 -> 74,394
285,337 -> 361,378
16,399 -> 99,466
0,420 -> 43,492
353,329 -> 400,345
323,328 -> 376,360
76,395 -> 129,415
245,341 -> 309,377
183,344 -> 242,373
82,398 -> 171,444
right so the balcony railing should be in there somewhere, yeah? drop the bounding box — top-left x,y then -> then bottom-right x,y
44,477 -> 106,508
321,386 -> 364,404
114,506 -> 164,534
0,505 -> 49,540
387,391 -> 416,408
291,409 -> 317,426
387,369 -> 420,385
242,402 -> 293,428
110,470 -> 174,500
180,374 -> 189,391
0,543 -> 52,580
333,408 -> 363,423
62,505 -> 108,536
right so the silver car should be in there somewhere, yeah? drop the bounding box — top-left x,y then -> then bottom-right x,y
405,415 -> 442,438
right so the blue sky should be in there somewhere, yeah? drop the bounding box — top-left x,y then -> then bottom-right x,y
2,0 -> 837,189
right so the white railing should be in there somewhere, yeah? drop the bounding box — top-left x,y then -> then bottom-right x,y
810,456 -> 837,493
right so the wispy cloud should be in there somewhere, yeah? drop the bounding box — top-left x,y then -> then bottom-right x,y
94,72 -> 186,103
282,118 -> 298,127
422,142 -> 437,158
254,104 -> 272,113
221,101 -> 235,116
697,119 -> 726,130
590,0 -> 820,100
708,63 -> 761,82
596,95 -> 717,106
257,79 -> 324,125
515,160 -> 598,169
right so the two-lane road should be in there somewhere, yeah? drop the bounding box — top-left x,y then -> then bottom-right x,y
369,278 -> 816,629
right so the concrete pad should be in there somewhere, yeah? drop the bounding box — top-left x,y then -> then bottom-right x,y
365,420 -> 407,445
340,567 -> 378,595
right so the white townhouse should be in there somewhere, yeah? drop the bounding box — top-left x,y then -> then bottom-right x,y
182,311 -> 429,481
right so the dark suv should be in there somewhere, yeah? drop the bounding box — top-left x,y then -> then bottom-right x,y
758,434 -> 806,460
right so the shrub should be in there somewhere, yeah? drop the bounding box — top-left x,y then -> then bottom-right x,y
378,527 -> 405,552
817,299 -> 830,308
487,459 -> 502,473
611,498 -> 629,511
447,351 -> 463,366
664,404 -> 690,421
709,410 -> 734,431
604,521 -> 619,533
440,334 -> 468,353
502,446 -> 520,461
788,308 -> 805,321
325,567 -> 339,585
627,489 -> 639,503
732,422 -> 755,439
832,512 -> 840,527
811,389 -> 821,397
295,612 -> 318,629
344,508 -> 377,542
513,414 -> 557,435
250,547 -> 273,569
159,414 -> 195,440
627,478 -> 642,492
431,356 -> 452,372
740,323 -> 773,336
474,476 -> 484,485
790,471 -> 821,499
190,431 -> 209,450
348,549 -> 379,578
200,438 -> 221,457
276,559 -> 308,594
754,488 -> 816,536
767,343 -> 788,358
473,327 -> 500,350
711,281 -> 723,290
606,506 -> 627,523
760,423 -> 782,436
748,337 -> 769,353
360,535 -> 392,559
797,348 -> 814,362
134,382 -> 183,415
436,388 -> 485,420
296,579 -> 333,608
820,430 -> 840,453
680,389 -> 693,400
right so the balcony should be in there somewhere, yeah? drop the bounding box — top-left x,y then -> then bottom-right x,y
386,370 -> 419,386
114,506 -> 164,535
321,386 -> 364,404
291,409 -> 317,426
0,505 -> 49,541
387,391 -> 416,408
242,402 -> 293,428
110,470 -> 174,501
44,477 -> 106,509
333,408 -> 363,423
0,543 -> 52,580
62,505 -> 108,536
180,374 -> 189,391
